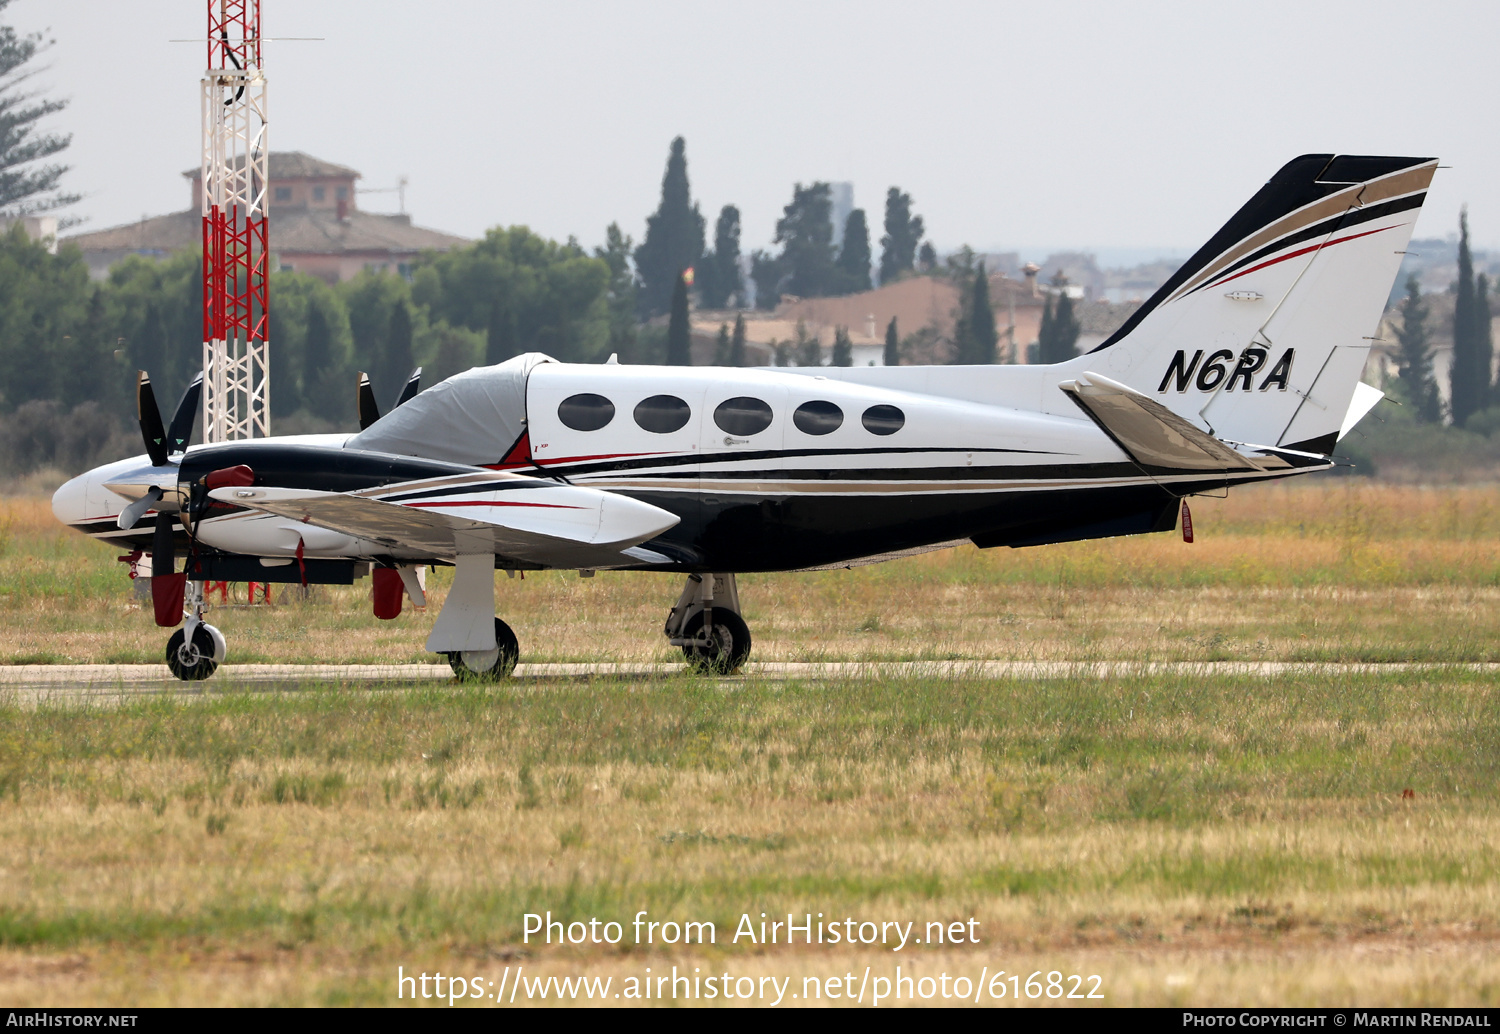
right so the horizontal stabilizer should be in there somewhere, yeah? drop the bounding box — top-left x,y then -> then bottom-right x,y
1059,373 -> 1267,473
210,470 -> 679,567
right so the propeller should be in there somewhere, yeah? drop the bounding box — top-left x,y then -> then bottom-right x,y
137,370 -> 202,465
357,372 -> 380,430
357,367 -> 423,431
118,487 -> 164,531
138,372 -> 169,466
396,366 -> 423,407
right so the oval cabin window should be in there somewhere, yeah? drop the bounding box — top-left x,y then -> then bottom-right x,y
861,404 -> 905,436
557,393 -> 615,432
633,394 -> 692,434
713,397 -> 773,437
792,400 -> 843,436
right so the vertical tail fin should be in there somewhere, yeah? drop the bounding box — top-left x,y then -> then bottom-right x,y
1077,154 -> 1437,451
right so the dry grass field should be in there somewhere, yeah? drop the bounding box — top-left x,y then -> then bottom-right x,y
0,476 -> 1497,1006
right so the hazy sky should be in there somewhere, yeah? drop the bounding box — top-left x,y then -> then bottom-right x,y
23,0 -> 1500,261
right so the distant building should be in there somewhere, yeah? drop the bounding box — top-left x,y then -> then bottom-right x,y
690,271 -> 1053,366
63,151 -> 468,283
0,215 -> 59,254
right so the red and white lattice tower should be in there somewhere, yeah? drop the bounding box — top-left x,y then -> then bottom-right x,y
201,0 -> 269,442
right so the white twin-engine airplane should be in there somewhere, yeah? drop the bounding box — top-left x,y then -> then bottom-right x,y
53,154 -> 1435,680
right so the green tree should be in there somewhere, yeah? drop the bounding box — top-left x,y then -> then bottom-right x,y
917,241 -> 937,272
593,222 -> 637,363
1037,276 -> 1081,364
666,271 -> 691,365
382,301 -> 414,406
339,270 -> 409,381
712,322 -> 731,365
750,249 -> 783,311
1477,272 -> 1494,413
698,205 -> 742,309
414,226 -> 610,363
0,226 -> 90,409
729,313 -> 746,367
958,261 -> 997,364
793,320 -> 821,367
831,326 -> 853,367
0,2 -> 78,216
419,319 -> 485,386
1451,209 -> 1483,426
1394,274 -> 1441,424
878,188 -> 924,284
836,209 -> 872,293
633,137 -> 705,317
773,182 -> 839,298
883,316 -> 899,367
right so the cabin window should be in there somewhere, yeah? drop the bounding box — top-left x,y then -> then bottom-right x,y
274,187 -> 292,202
634,394 -> 691,433
336,186 -> 349,201
793,400 -> 843,435
713,396 -> 773,436
557,393 -> 615,431
313,186 -> 326,202
861,404 -> 905,435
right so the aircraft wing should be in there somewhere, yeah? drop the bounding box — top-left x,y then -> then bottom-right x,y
1059,372 -> 1276,473
209,470 -> 679,568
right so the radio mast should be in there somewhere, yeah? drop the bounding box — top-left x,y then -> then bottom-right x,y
201,0 -> 269,442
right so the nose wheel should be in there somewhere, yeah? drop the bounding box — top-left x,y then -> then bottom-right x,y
166,622 -> 224,681
447,617 -> 520,680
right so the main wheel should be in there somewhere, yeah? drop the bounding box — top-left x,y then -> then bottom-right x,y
166,624 -> 220,681
447,618 -> 520,681
680,609 -> 752,674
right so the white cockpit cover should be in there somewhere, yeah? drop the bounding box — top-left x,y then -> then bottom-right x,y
346,352 -> 553,466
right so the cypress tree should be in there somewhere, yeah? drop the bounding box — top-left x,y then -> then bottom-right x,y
1394,274 -> 1442,423
665,271 -> 691,365
794,320 -> 821,367
698,205 -> 742,309
831,326 -> 853,367
878,188 -> 924,284
1451,209 -> 1481,426
1477,273 -> 1494,413
836,209 -> 872,292
729,313 -> 746,367
634,137 -> 706,317
712,322 -> 731,365
884,316 -> 899,367
1037,278 -> 1081,364
968,261 -> 997,364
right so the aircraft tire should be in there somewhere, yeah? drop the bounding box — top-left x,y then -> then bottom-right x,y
166,625 -> 220,681
447,617 -> 520,681
680,609 -> 752,674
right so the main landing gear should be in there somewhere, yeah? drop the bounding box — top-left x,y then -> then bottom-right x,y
166,580 -> 226,681
446,617 -> 520,680
665,573 -> 752,674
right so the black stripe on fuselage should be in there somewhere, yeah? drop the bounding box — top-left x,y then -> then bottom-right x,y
534,444 -> 1058,480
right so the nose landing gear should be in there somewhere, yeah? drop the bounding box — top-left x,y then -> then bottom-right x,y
665,573 -> 751,674
166,580 -> 225,681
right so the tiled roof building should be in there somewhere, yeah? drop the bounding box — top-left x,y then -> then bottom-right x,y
64,151 -> 468,283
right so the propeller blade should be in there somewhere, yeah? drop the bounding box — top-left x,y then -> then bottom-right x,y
166,373 -> 202,457
118,487 -> 164,531
137,371 -> 169,466
357,372 -> 381,431
151,515 -> 175,578
396,367 -> 423,408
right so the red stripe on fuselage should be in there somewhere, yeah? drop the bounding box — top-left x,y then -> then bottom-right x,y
404,500 -> 583,510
